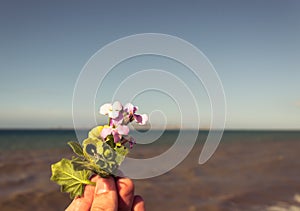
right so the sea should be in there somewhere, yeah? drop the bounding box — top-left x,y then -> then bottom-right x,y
0,129 -> 300,211
1,129 -> 300,150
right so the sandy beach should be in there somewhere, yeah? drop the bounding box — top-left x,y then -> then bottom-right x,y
1,136 -> 300,211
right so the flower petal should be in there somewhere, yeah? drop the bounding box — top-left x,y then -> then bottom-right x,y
141,114 -> 148,125
108,101 -> 122,118
111,110 -> 120,119
110,112 -> 124,126
112,131 -> 121,143
116,125 -> 129,135
112,101 -> 123,111
124,103 -> 138,114
124,103 -> 134,113
133,106 -> 138,113
101,127 -> 113,139
128,136 -> 136,148
134,114 -> 148,125
99,103 -> 112,115
133,114 -> 143,124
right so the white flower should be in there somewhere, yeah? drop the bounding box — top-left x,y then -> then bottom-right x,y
99,101 -> 123,119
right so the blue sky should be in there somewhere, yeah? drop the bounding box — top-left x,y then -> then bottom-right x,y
0,0 -> 299,129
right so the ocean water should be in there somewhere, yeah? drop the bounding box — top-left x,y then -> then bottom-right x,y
0,129 -> 77,150
0,129 -> 299,150
1,129 -> 300,210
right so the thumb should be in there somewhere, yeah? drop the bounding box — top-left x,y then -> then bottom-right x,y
91,176 -> 118,211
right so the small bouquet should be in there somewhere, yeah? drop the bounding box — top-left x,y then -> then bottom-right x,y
50,101 -> 148,198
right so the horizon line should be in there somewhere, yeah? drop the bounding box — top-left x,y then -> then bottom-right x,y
0,127 -> 299,131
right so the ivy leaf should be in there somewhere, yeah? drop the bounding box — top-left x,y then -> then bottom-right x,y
68,141 -> 84,157
50,158 -> 95,198
88,126 -> 104,139
114,145 -> 129,157
82,138 -> 100,162
82,137 -> 127,175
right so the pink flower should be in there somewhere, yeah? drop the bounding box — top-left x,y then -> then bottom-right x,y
124,103 -> 148,125
101,125 -> 129,143
126,136 -> 136,149
119,135 -> 136,148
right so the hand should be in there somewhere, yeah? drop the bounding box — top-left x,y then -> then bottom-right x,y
66,175 -> 145,211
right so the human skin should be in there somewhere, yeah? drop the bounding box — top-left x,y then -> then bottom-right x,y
66,175 -> 145,211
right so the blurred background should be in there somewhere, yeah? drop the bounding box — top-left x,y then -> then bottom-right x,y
0,1 -> 299,210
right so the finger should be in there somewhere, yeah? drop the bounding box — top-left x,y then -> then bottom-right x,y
91,176 -> 118,211
116,177 -> 135,211
65,175 -> 98,211
132,195 -> 145,211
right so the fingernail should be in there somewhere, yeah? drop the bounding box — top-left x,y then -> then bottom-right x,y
95,178 -> 110,195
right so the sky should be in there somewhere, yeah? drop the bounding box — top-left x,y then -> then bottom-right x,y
0,0 -> 299,129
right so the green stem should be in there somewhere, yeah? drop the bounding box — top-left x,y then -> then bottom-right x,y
84,180 -> 96,186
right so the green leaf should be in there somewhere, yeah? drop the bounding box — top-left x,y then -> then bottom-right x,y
82,137 -> 127,175
50,158 -> 95,198
68,141 -> 84,157
71,157 -> 110,177
70,156 -> 88,171
88,126 -> 104,139
82,138 -> 100,162
114,146 -> 128,166
114,145 -> 129,157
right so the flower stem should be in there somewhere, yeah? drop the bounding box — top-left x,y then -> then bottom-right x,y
84,180 -> 96,186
